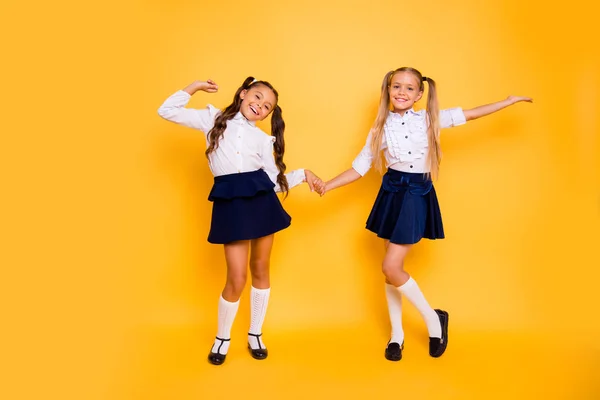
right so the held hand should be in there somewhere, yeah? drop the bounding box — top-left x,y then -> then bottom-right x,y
313,178 -> 328,197
507,95 -> 533,104
304,169 -> 320,192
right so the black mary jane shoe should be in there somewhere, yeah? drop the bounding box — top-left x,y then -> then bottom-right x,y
208,337 -> 230,365
247,333 -> 268,360
429,309 -> 449,358
385,341 -> 404,361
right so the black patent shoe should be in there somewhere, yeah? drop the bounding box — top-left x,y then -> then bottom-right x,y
429,309 -> 449,358
208,337 -> 230,365
385,341 -> 404,361
247,333 -> 268,360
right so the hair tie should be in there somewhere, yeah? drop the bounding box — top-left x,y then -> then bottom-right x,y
422,76 -> 428,82
251,79 -> 258,84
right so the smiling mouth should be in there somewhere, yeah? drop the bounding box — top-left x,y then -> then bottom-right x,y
395,98 -> 408,102
249,106 -> 259,115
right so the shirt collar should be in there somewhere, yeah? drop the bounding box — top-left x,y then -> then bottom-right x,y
233,112 -> 256,127
388,108 -> 417,119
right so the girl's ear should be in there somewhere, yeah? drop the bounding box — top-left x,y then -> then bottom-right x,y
239,89 -> 247,100
415,90 -> 424,102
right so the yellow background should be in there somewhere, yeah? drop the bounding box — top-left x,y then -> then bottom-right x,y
1,0 -> 599,399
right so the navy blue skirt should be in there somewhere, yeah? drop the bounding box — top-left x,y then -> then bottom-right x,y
365,169 -> 444,245
206,170 -> 291,244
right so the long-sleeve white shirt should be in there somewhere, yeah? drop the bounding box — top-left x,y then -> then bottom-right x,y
158,90 -> 306,192
352,108 -> 467,175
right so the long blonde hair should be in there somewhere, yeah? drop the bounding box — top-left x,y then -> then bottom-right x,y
369,67 -> 442,179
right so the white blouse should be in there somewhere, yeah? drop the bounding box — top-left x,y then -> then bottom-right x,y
158,90 -> 306,192
352,108 -> 467,175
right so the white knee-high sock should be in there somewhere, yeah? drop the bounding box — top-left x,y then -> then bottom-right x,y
385,283 -> 405,344
211,295 -> 240,354
397,277 -> 441,338
248,286 -> 270,350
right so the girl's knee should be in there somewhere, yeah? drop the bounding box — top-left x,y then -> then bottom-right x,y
227,273 -> 247,295
382,261 -> 403,281
250,259 -> 270,276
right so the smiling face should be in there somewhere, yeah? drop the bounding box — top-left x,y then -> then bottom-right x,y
388,71 -> 424,114
239,84 -> 277,122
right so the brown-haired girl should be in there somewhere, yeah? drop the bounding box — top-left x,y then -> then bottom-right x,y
158,77 -> 320,365
314,67 -> 531,361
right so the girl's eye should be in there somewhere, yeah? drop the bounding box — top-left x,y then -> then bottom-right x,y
255,94 -> 260,99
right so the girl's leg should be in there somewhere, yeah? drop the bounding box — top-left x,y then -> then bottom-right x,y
382,240 -> 412,287
247,234 -> 275,358
384,280 -> 405,361
382,240 -> 408,360
382,241 -> 448,357
208,240 -> 249,365
222,240 -> 251,301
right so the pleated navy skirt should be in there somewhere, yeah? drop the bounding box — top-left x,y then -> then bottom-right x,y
207,170 -> 291,244
365,169 -> 444,245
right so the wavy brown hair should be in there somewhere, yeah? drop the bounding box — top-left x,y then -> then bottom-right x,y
369,67 -> 442,179
205,77 -> 289,195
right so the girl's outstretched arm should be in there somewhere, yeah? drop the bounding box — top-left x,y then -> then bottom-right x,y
463,96 -> 532,121
157,79 -> 220,131
314,130 -> 374,196
314,168 -> 362,196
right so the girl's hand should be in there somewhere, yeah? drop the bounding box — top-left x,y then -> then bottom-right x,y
184,80 -> 219,95
304,169 -> 320,192
313,178 -> 327,197
198,79 -> 219,93
507,95 -> 533,104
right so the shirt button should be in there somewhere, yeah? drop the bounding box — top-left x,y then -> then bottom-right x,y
402,122 -> 405,125
408,151 -> 411,154
405,136 -> 408,139
410,165 -> 413,168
